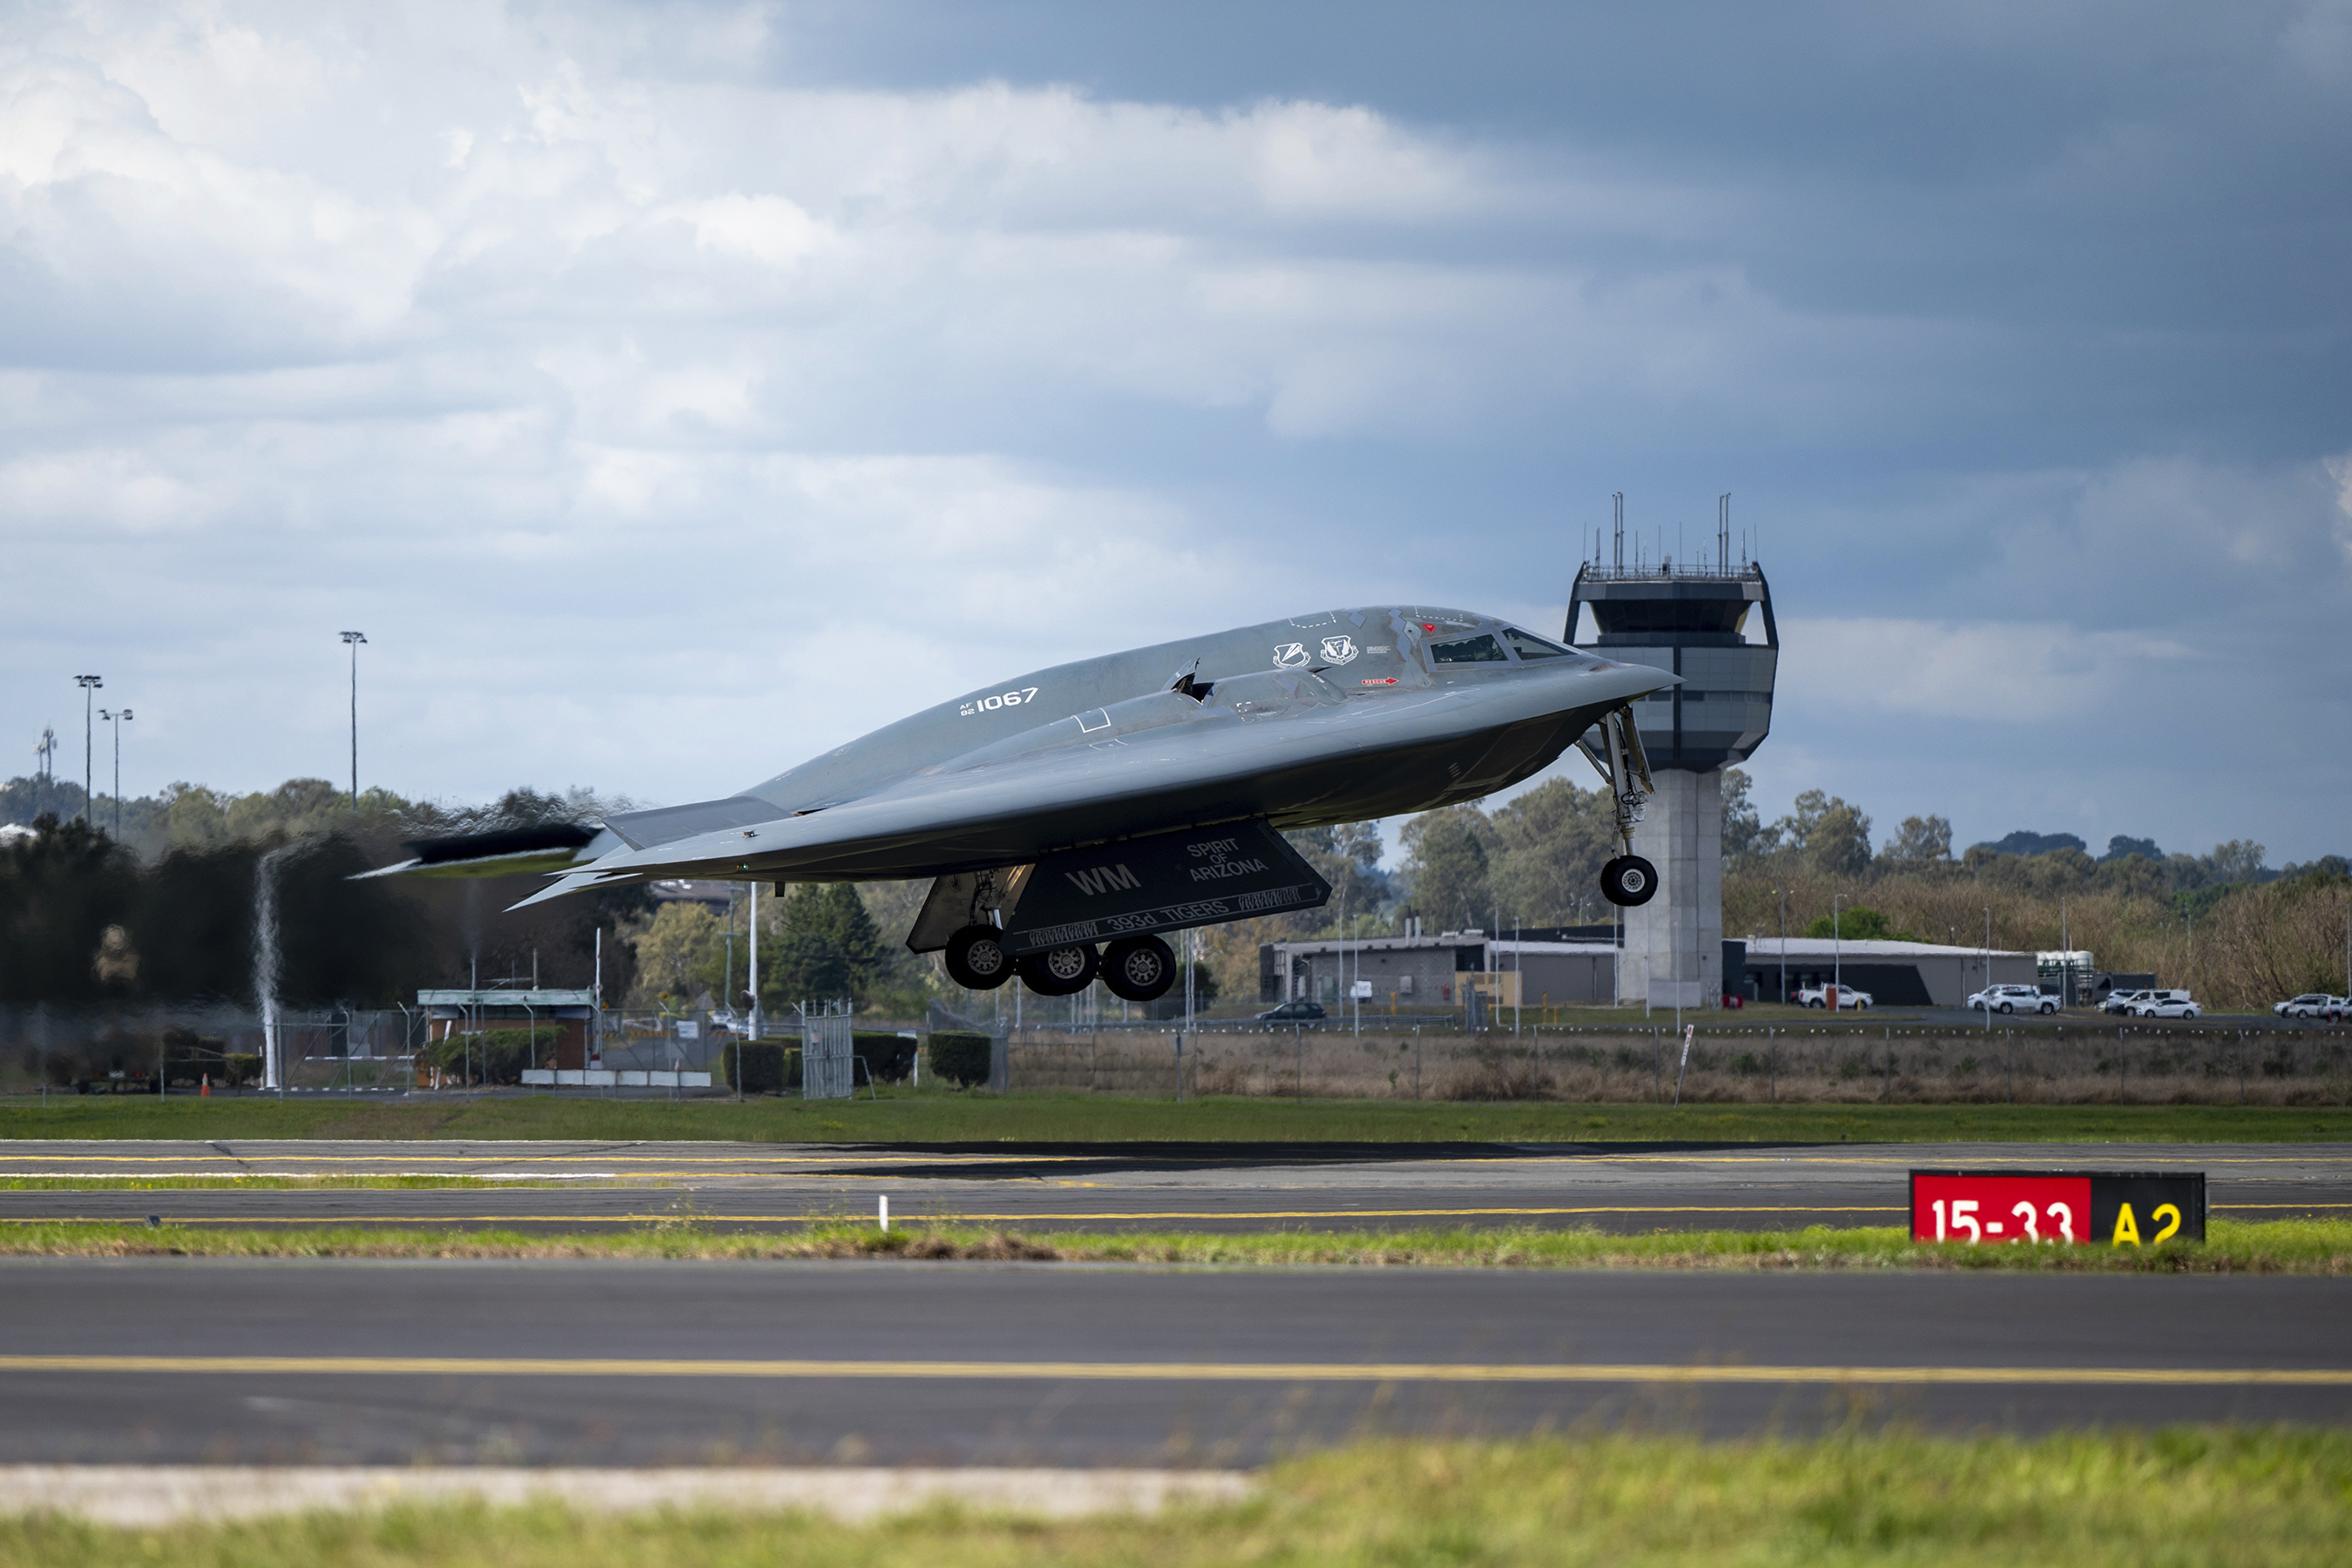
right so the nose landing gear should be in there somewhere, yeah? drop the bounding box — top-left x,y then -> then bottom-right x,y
1578,701 -> 1659,908
1600,854 -> 1657,907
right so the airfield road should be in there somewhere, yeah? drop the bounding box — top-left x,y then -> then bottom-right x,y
2,1260 -> 2346,1463
0,1139 -> 2348,1232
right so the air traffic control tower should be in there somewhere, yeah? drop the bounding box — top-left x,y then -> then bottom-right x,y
1566,497 -> 1778,1007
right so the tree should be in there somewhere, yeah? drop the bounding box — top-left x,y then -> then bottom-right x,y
2203,840 -> 2268,884
2100,835 -> 2163,864
1802,906 -> 1913,942
631,902 -> 720,1004
760,882 -> 892,1009
1488,778 -> 1617,925
1720,767 -> 1765,864
1881,814 -> 1953,868
1398,806 -> 1495,931
1774,789 -> 1873,879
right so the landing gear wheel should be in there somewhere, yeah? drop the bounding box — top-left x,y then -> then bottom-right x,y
1017,943 -> 1099,997
1101,935 -> 1177,1003
1599,855 -> 1657,907
943,924 -> 1014,990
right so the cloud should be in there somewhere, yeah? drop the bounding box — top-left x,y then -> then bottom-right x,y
1778,618 -> 2196,724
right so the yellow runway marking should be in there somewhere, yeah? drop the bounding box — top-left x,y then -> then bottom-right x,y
0,1206 -> 1909,1225
0,1354 -> 2342,1387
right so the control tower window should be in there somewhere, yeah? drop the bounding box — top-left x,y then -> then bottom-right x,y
1429,633 -> 1508,665
1503,627 -> 1571,660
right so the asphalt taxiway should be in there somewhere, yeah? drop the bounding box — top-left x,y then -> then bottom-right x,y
0,1139 -> 2346,1233
2,1260 -> 2345,1463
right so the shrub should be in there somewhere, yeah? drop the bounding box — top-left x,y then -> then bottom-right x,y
421,1027 -> 560,1086
717,1040 -> 798,1094
853,1031 -> 917,1085
928,1031 -> 992,1089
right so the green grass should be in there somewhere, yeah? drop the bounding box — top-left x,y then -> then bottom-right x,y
3,1093 -> 2350,1145
3,1217 -> 2345,1272
3,1432 -> 2348,1565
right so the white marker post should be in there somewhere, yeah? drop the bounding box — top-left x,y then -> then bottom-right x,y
879,1194 -> 889,1233
1673,1023 -> 1695,1107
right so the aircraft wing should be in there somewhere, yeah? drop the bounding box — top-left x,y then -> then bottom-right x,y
506,657 -> 1670,909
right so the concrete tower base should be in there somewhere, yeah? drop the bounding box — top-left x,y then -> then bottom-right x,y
1619,768 -> 1721,1009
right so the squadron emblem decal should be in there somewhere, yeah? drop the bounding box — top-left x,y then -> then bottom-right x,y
1272,642 -> 1311,669
1319,635 -> 1357,665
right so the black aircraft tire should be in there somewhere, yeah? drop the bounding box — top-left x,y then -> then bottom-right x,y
1102,936 -> 1178,1003
1017,943 -> 1099,997
1600,855 -> 1658,907
943,924 -> 1015,990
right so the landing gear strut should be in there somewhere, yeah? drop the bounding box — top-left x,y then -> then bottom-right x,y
1578,702 -> 1658,909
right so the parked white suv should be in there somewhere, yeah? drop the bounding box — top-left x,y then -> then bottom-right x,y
2133,996 -> 2202,1019
1794,984 -> 1873,1010
2274,994 -> 2345,1020
2100,989 -> 2150,1016
1968,984 -> 2056,1015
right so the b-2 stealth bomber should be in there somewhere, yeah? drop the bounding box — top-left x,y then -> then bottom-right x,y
371,605 -> 1671,1003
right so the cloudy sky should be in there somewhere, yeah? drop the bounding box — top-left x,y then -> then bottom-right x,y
3,0 -> 2347,862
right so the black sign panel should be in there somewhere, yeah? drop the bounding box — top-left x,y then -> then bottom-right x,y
1002,820 -> 1331,955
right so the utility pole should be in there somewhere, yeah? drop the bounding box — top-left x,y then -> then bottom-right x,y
340,632 -> 366,812
73,676 -> 101,827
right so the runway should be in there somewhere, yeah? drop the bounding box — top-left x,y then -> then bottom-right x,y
0,1139 -> 2347,1232
3,1260 -> 2346,1462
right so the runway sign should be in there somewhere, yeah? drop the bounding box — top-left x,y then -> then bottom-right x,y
1909,1171 -> 2206,1247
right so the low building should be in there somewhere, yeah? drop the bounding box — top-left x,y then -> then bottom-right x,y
416,988 -> 598,1069
1737,938 -> 2036,1007
1262,934 -> 1619,1009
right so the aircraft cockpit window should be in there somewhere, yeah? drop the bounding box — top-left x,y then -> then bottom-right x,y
1503,627 -> 1572,660
1428,633 -> 1508,665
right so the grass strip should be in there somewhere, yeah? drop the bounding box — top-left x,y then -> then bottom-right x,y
2,1431 -> 2347,1566
1,1217 -> 2344,1271
4,1095 -> 2350,1144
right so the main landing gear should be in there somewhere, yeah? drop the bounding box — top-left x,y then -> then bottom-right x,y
942,925 -> 1179,1002
1578,701 -> 1659,909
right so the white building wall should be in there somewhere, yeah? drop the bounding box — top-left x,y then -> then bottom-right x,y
1619,767 -> 1722,1008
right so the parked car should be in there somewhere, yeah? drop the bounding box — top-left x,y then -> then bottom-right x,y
2274,994 -> 2342,1020
1255,1000 -> 1328,1026
2100,989 -> 2151,1016
1794,984 -> 1873,1010
1968,984 -> 2057,1016
2134,997 -> 2202,1018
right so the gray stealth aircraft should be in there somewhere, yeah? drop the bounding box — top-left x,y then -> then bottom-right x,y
368,605 -> 1671,1004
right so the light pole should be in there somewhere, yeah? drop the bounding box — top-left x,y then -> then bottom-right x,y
1984,907 -> 1992,1036
1775,888 -> 1787,1006
74,676 -> 101,827
1832,892 -> 1844,1009
340,632 -> 366,813
98,708 -> 132,838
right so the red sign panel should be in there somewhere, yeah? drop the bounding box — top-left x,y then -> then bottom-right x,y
1911,1173 -> 2092,1245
